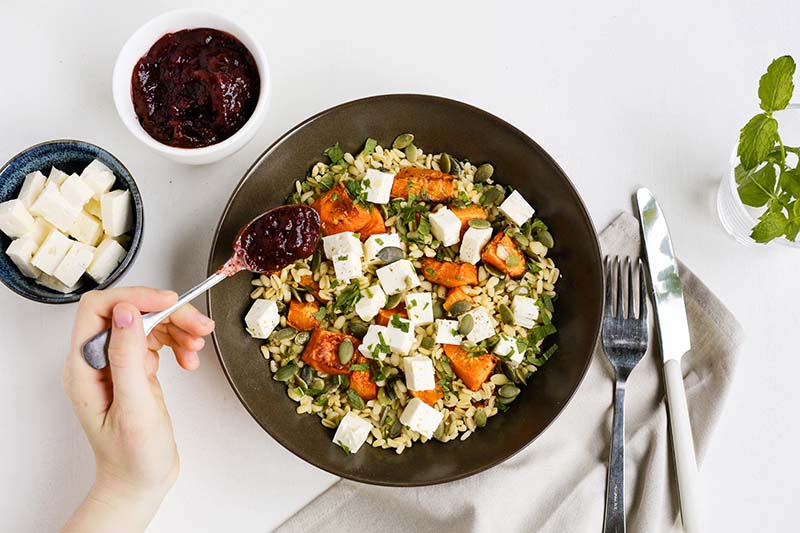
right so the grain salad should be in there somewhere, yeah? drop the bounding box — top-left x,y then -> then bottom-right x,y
242,134 -> 560,454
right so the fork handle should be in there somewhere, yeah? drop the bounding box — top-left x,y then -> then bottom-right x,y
603,379 -> 626,533
664,359 -> 703,533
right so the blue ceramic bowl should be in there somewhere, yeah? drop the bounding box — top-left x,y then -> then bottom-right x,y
0,140 -> 144,304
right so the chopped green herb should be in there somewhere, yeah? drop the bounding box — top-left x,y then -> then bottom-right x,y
333,282 -> 362,314
390,313 -> 409,332
317,173 -> 335,191
361,137 -> 378,156
346,389 -> 365,410
324,143 -> 344,164
349,363 -> 370,372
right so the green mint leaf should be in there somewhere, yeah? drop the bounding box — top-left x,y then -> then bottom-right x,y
758,55 -> 796,112
738,113 -> 779,170
324,143 -> 344,164
750,211 -> 788,243
361,137 -> 378,156
737,163 -> 776,207
779,168 -> 800,198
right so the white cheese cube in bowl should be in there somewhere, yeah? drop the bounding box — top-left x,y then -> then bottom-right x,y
60,173 -> 95,209
85,237 -> 127,283
47,166 -> 69,186
70,211 -> 104,246
53,242 -> 96,287
322,231 -> 363,260
499,190 -> 535,227
403,355 -> 436,391
30,183 -> 80,232
363,168 -> 395,204
358,324 -> 391,361
512,295 -> 540,329
376,259 -> 420,295
459,226 -> 493,264
434,319 -> 463,345
405,292 -> 434,325
331,255 -> 363,282
31,229 -> 73,275
244,298 -> 280,339
36,273 -> 82,294
81,159 -> 116,199
355,283 -> 386,322
494,334 -> 525,368
332,412 -> 372,454
363,232 -> 403,263
400,397 -> 443,439
28,217 -> 55,246
0,199 -> 35,238
100,189 -> 133,237
85,198 -> 102,219
6,236 -> 42,278
17,171 -> 47,209
464,307 -> 497,343
429,207 -> 461,247
385,315 -> 414,355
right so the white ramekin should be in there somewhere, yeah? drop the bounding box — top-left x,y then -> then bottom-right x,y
112,9 -> 270,165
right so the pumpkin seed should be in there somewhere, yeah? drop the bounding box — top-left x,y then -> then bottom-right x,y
291,343 -> 304,355
347,389 -> 365,410
458,314 -> 474,335
495,278 -> 506,290
505,255 -> 521,268
497,395 -> 517,405
421,336 -> 435,350
468,218 -> 491,229
338,339 -> 354,365
347,320 -> 368,339
311,248 -> 322,271
460,340 -> 477,352
481,186 -> 503,205
290,286 -> 302,301
379,407 -> 390,426
404,143 -> 418,162
295,374 -> 308,389
512,232 -> 529,248
498,384 -> 521,398
499,304 -> 515,325
377,387 -> 391,406
386,380 -> 398,400
392,133 -> 414,150
383,366 -> 399,379
521,221 -> 533,240
474,163 -> 494,183
301,365 -> 314,385
313,308 -> 327,321
294,331 -> 311,345
438,152 -> 451,173
433,420 -> 445,440
312,378 -> 325,391
377,246 -> 404,264
274,327 -> 297,341
406,230 -> 419,240
484,263 -> 505,277
449,300 -> 471,317
274,364 -> 298,382
475,409 -> 488,427
385,293 -> 402,309
389,419 -> 403,437
441,357 -> 454,377
449,156 -> 462,176
536,229 -> 555,248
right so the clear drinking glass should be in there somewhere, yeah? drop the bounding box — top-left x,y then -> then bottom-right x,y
717,103 -> 800,248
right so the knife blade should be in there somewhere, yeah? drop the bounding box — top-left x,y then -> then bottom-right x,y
635,187 -> 703,533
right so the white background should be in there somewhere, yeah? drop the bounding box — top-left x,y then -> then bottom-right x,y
1,1 -> 798,531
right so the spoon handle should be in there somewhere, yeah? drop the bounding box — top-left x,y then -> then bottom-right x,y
81,271 -> 228,370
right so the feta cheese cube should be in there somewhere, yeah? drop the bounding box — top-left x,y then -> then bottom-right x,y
30,183 -> 80,232
6,235 -> 41,278
322,231 -> 362,260
355,284 -> 386,322
499,190 -> 535,227
36,273 -> 82,294
363,168 -> 394,204
358,324 -> 391,361
464,307 -> 496,343
30,229 -> 73,275
85,237 -> 127,283
70,211 -> 103,246
47,166 -> 69,186
376,259 -> 420,295
459,227 -> 493,264
53,242 -> 96,287
17,171 -> 47,209
512,295 -> 540,328
434,319 -> 463,345
429,207 -> 461,247
85,198 -> 102,219
60,173 -> 94,209
100,189 -> 133,237
332,412 -> 372,454
244,298 -> 280,339
80,160 -> 116,199
385,315 -> 414,355
403,356 -> 436,391
363,232 -> 403,263
332,255 -> 363,282
494,334 -> 526,368
0,199 -> 35,238
27,217 -> 54,246
405,292 -> 434,325
399,397 -> 443,439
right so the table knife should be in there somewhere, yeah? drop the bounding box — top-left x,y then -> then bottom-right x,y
635,187 -> 703,533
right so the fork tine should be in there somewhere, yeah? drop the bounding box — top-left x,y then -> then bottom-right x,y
604,256 -> 613,317
627,257 -> 634,320
615,256 -> 623,319
638,258 -> 647,321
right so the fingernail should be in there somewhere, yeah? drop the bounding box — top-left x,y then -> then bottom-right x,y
113,306 -> 134,329
187,352 -> 200,368
201,315 -> 215,327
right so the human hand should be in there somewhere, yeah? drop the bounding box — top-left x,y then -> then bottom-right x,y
61,287 -> 215,532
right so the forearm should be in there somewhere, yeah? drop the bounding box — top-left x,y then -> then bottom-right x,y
63,479 -> 167,533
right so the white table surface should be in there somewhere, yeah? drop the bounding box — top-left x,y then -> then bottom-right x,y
1,1 -> 797,531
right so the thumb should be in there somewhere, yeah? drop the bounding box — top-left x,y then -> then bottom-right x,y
108,302 -> 151,407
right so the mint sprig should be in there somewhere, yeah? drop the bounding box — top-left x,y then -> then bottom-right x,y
736,55 -> 800,243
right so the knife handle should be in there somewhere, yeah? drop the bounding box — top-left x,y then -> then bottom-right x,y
664,359 -> 703,533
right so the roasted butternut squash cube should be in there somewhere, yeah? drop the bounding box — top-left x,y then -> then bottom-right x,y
481,231 -> 526,278
420,258 -> 478,288
301,329 -> 360,375
443,344 -> 497,391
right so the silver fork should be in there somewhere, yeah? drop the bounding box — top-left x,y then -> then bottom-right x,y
601,256 -> 649,533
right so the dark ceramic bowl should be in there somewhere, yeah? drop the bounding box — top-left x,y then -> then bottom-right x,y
207,95 -> 603,486
0,140 -> 144,304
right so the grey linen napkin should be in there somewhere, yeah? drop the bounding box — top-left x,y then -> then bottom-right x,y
276,213 -> 743,533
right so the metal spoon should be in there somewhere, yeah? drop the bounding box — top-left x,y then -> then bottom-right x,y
81,205 -> 321,369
